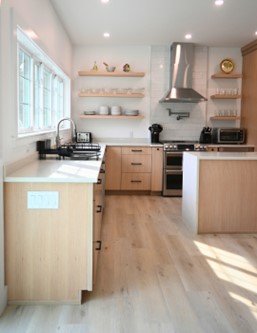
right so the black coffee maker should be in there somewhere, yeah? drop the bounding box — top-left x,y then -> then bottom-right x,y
148,124 -> 163,143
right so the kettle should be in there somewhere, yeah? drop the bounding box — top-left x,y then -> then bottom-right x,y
148,124 -> 163,143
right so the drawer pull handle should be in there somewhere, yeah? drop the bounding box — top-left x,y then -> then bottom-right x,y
95,240 -> 102,251
96,205 -> 102,213
131,149 -> 143,152
131,162 -> 142,166
131,180 -> 142,183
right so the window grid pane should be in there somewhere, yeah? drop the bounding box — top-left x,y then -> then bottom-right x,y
18,42 -> 66,135
18,49 -> 33,131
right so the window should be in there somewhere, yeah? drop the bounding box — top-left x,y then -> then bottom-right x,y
17,27 -> 70,136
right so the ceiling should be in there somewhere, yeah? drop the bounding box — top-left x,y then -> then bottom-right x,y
50,0 -> 257,47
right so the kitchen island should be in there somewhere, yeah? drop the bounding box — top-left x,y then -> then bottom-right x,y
182,151 -> 257,234
4,146 -> 105,304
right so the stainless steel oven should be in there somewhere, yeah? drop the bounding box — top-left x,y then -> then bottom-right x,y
163,149 -> 183,196
162,141 -> 207,196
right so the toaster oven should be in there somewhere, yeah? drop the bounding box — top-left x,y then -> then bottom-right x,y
76,132 -> 92,143
215,128 -> 246,144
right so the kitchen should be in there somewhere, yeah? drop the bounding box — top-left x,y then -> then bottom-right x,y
1,0 -> 257,331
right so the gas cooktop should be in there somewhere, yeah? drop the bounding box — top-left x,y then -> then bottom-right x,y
161,140 -> 207,151
161,140 -> 198,144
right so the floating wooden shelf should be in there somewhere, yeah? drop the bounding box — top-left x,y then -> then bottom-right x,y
79,92 -> 144,98
211,94 -> 241,99
80,115 -> 144,119
210,116 -> 240,120
211,73 -> 242,79
78,71 -> 145,77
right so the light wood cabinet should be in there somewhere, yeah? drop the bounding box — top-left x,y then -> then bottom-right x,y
241,39 -> 257,147
121,146 -> 151,190
151,147 -> 163,192
121,173 -> 151,190
105,146 -> 122,190
105,146 -> 163,193
4,182 -> 95,303
93,170 -> 104,283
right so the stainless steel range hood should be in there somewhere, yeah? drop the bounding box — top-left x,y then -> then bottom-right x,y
159,43 -> 207,103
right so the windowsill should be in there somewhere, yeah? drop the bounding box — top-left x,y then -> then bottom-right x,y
18,129 -> 56,139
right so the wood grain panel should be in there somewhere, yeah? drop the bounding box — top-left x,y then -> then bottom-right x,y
105,146 -> 121,190
4,182 -> 94,303
198,160 -> 257,233
121,173 -> 151,190
121,147 -> 151,155
121,154 -> 151,173
151,147 -> 163,191
241,44 -> 257,147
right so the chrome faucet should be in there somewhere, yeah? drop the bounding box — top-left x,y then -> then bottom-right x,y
56,117 -> 77,148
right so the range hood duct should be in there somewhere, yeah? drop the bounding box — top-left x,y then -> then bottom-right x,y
159,43 -> 207,103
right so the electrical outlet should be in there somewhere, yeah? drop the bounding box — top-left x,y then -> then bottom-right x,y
27,191 -> 59,209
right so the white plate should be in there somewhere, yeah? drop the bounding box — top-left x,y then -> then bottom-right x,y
125,110 -> 139,116
84,111 -> 96,115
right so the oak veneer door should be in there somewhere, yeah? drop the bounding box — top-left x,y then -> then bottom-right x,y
241,43 -> 257,147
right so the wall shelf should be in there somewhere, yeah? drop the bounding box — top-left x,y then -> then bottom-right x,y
80,115 -> 144,119
210,116 -> 240,120
210,94 -> 241,99
78,92 -> 144,98
78,71 -> 145,77
211,73 -> 242,79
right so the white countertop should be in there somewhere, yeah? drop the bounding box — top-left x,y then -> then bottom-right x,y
97,138 -> 162,147
184,151 -> 257,160
4,146 -> 106,183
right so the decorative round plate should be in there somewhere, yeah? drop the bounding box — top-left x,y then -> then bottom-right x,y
220,58 -> 235,74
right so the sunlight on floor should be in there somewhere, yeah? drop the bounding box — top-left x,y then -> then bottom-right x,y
193,240 -> 257,295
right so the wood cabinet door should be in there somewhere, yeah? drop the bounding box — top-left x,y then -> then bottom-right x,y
121,154 -> 152,173
93,181 -> 103,283
121,173 -> 151,190
105,146 -> 122,190
151,147 -> 163,191
241,47 -> 257,147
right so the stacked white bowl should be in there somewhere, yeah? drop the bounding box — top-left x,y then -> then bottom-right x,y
110,105 -> 121,115
99,105 -> 109,115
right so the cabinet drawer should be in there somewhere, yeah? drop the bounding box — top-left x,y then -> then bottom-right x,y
122,154 -> 151,172
121,173 -> 151,190
122,147 -> 151,155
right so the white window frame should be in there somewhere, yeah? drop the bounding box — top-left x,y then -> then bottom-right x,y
17,26 -> 70,137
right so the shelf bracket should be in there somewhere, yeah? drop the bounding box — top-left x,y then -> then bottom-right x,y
166,109 -> 190,120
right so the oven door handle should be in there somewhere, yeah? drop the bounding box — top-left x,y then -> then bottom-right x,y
165,170 -> 182,175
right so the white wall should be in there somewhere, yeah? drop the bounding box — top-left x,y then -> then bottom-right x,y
0,3 -> 8,316
1,0 -> 72,164
72,45 -> 151,142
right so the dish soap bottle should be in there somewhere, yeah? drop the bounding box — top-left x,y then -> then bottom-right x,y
92,61 -> 98,71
